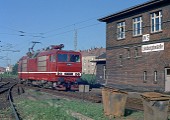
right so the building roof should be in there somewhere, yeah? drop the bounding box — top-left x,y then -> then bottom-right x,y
96,52 -> 106,59
98,0 -> 168,22
0,67 -> 5,72
91,53 -> 106,62
80,48 -> 106,57
91,59 -> 106,62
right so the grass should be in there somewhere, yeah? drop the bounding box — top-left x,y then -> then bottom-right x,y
0,108 -> 12,120
14,90 -> 108,120
15,98 -> 108,120
0,74 -> 18,78
7,90 -> 155,120
58,99 -> 108,120
16,99 -> 75,120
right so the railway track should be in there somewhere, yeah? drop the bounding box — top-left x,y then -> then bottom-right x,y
0,82 -> 10,94
19,84 -> 102,103
0,78 -> 21,120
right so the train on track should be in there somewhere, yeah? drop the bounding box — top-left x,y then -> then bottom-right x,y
18,44 -> 82,90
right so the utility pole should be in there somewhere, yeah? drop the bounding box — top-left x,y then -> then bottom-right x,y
74,29 -> 77,51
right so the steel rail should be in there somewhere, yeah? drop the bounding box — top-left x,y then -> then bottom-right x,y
8,83 -> 21,120
0,88 -> 9,94
0,82 -> 10,88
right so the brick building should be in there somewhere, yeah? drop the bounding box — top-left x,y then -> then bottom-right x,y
0,67 -> 5,74
80,48 -> 105,75
99,0 -> 170,92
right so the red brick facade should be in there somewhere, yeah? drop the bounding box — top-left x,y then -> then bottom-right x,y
99,0 -> 170,92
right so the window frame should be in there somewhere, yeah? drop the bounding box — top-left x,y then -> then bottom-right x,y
154,71 -> 158,83
134,47 -> 139,58
117,21 -> 125,40
126,48 -> 131,59
143,71 -> 147,83
119,54 -> 123,66
133,16 -> 142,36
151,11 -> 162,33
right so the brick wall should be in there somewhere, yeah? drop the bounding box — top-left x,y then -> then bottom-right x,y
105,3 -> 170,92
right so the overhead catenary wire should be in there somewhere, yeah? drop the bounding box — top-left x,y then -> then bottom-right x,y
0,8 -> 109,40
45,23 -> 101,38
0,12 -> 106,67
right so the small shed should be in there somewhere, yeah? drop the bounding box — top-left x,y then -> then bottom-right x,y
91,53 -> 106,85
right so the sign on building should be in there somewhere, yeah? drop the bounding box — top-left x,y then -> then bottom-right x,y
142,34 -> 150,42
142,42 -> 164,53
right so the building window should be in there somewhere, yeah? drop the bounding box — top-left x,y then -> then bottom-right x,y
134,47 -> 139,57
117,21 -> 125,40
83,63 -> 86,66
133,17 -> 142,36
151,11 -> 162,33
167,69 -> 170,75
154,71 -> 158,83
119,54 -> 123,66
127,48 -> 131,59
143,71 -> 147,83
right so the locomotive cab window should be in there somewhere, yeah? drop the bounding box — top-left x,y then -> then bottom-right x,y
70,54 -> 80,62
57,54 -> 68,62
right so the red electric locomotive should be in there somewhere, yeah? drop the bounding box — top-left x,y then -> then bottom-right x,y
18,44 -> 82,90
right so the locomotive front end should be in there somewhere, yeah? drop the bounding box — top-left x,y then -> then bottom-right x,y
54,51 -> 82,90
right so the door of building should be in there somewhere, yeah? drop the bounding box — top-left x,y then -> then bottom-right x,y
165,68 -> 170,92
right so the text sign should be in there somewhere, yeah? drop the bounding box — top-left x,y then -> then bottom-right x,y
142,42 -> 164,53
142,34 -> 150,42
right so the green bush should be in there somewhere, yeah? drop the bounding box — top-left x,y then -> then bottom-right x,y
0,73 -> 18,78
81,74 -> 96,84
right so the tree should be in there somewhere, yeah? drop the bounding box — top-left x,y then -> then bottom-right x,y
12,63 -> 18,75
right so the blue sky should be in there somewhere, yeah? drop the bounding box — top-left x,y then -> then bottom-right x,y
0,0 -> 148,67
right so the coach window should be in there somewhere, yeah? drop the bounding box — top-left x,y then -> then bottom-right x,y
58,54 -> 68,62
143,71 -> 147,83
154,71 -> 158,83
